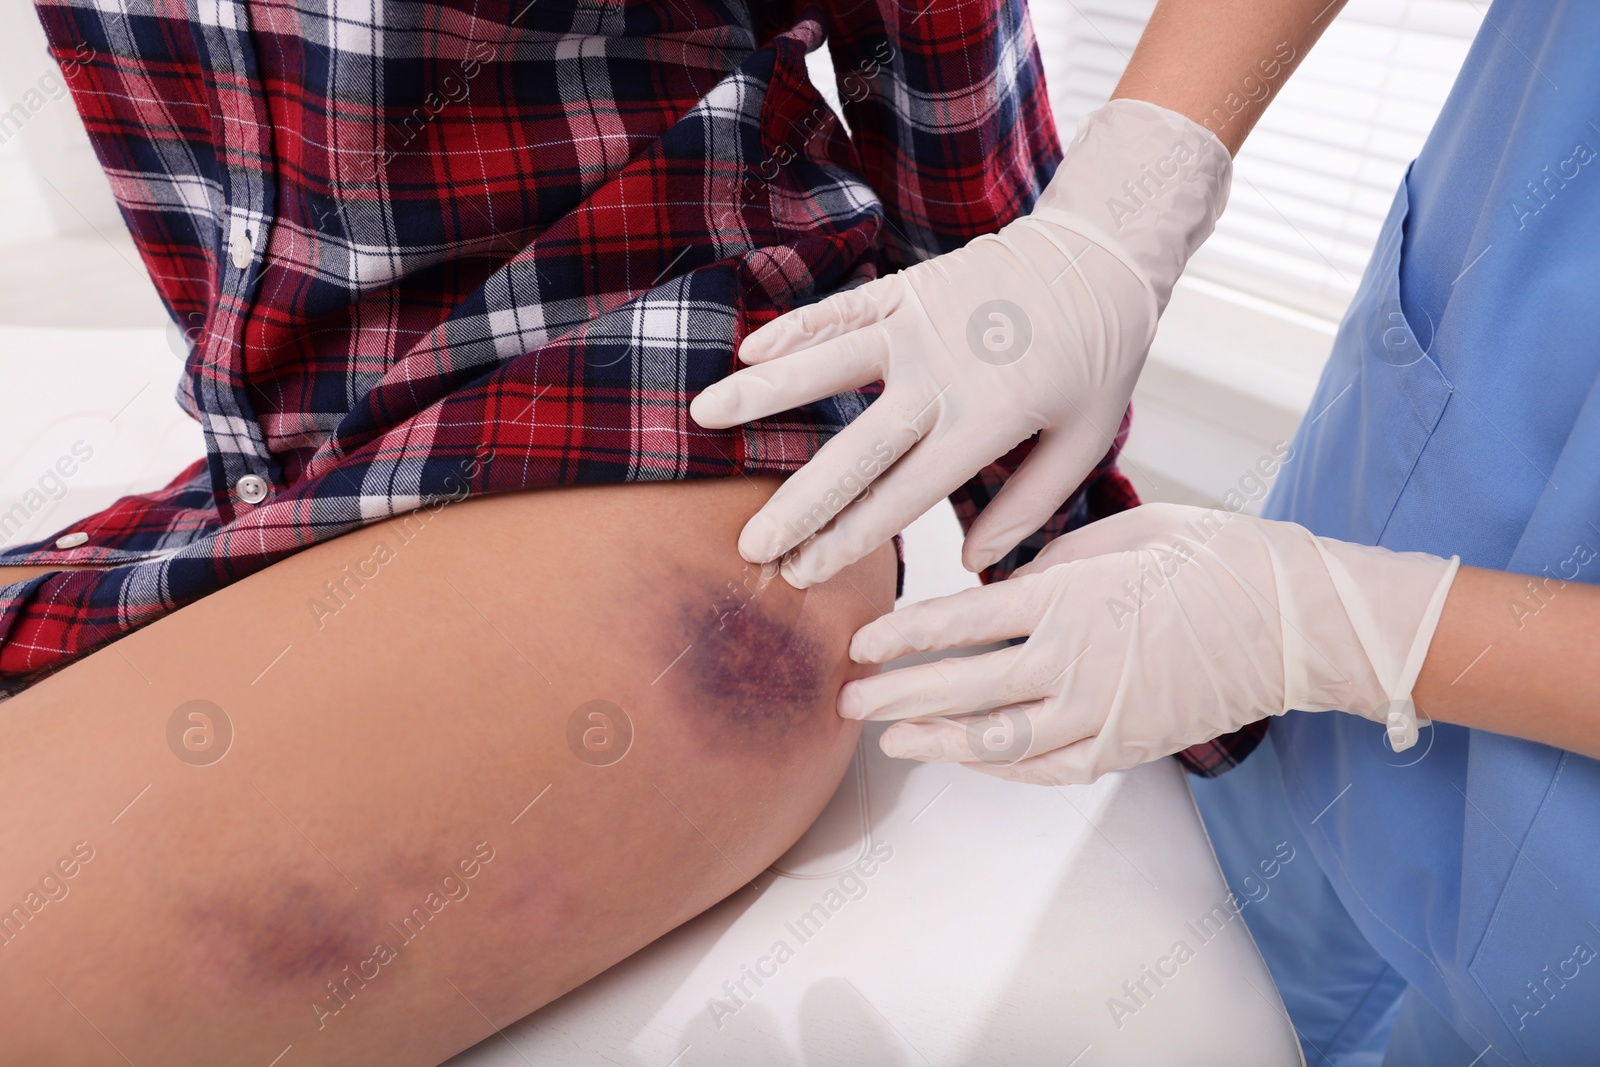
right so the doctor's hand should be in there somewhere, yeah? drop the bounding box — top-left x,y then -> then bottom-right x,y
838,503 -> 1461,785
690,100 -> 1232,589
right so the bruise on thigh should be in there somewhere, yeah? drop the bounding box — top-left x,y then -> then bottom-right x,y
178,872 -> 384,999
655,562 -> 842,757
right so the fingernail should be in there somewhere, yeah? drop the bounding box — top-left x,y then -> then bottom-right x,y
964,540 -> 1001,573
737,333 -> 769,362
691,383 -> 735,424
850,626 -> 887,663
779,550 -> 816,590
837,684 -> 863,719
738,514 -> 778,563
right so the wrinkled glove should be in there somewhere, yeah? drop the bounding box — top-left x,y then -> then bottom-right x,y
839,504 -> 1461,785
690,99 -> 1232,588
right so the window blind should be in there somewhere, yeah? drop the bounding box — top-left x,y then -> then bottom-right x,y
1031,0 -> 1485,322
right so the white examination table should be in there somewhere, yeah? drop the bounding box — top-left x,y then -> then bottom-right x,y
1,324 -> 1304,1067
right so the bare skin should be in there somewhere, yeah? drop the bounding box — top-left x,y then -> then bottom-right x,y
1412,565 -> 1600,758
0,475 -> 896,1065
1112,0 -> 1348,155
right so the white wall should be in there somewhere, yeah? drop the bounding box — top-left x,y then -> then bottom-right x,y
0,2 -> 168,330
0,1 -> 193,550
0,3 -> 124,243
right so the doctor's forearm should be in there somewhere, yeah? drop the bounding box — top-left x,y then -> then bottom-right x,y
1110,0 -> 1346,154
1413,565 -> 1600,759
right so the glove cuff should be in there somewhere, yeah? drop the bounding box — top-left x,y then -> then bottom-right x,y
1285,534 -> 1461,748
1028,99 -> 1232,312
1383,552 -> 1459,750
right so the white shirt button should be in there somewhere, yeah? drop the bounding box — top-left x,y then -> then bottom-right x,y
55,532 -> 89,549
235,474 -> 270,504
228,219 -> 252,268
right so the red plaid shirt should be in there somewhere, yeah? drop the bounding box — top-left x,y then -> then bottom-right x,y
4,0 -> 1259,774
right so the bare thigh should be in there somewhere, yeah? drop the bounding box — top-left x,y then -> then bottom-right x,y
0,476 -> 896,1066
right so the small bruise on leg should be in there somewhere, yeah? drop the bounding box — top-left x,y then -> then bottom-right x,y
179,874 -> 385,1001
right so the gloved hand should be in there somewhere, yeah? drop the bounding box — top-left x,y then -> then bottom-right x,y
838,503 -> 1461,785
690,99 -> 1232,589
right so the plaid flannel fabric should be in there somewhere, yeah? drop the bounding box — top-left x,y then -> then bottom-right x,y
2,0 -> 1260,774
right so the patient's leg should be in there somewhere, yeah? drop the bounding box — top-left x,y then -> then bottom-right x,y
0,476 -> 895,1066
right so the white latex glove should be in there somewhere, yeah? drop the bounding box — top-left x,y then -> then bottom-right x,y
839,503 -> 1461,785
690,100 -> 1232,588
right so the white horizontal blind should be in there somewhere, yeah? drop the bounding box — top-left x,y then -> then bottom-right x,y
1030,0 -> 1154,128
1031,0 -> 1484,322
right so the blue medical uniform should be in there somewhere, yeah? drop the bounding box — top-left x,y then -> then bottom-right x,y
1194,3 -> 1600,1064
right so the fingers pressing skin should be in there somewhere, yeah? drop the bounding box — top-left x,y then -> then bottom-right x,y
781,427 -> 1017,589
837,643 -> 1052,722
848,574 -> 1056,663
843,501 -> 1362,786
697,103 -> 1213,595
737,392 -> 939,568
